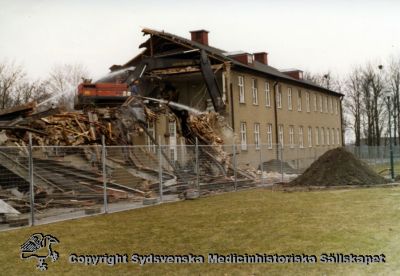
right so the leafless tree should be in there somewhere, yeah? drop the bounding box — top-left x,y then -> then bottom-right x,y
47,63 -> 89,110
387,55 -> 400,145
0,60 -> 26,109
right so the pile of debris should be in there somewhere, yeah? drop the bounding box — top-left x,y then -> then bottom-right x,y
288,147 -> 388,187
0,97 -> 255,220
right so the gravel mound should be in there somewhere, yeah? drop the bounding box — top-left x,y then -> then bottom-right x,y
289,147 -> 388,186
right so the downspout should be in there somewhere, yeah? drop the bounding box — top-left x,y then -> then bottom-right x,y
340,95 -> 345,146
273,81 -> 279,159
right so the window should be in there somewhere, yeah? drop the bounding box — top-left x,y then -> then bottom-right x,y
289,126 -> 294,148
168,121 -> 177,161
336,128 -> 340,145
319,95 -> 323,113
321,127 -> 325,145
238,76 -> 245,103
313,94 -> 317,112
335,100 -> 339,115
222,72 -> 227,103
254,123 -> 260,149
331,128 -> 335,145
315,127 -> 319,146
308,127 -> 312,147
326,128 -> 330,145
265,82 -> 271,107
324,96 -> 328,113
306,92 -> 310,112
146,120 -> 156,153
267,124 -> 273,149
299,126 -> 304,148
329,97 -> 333,114
240,122 -> 247,150
288,88 -> 292,110
252,78 -> 258,105
276,85 -> 282,108
278,124 -> 284,148
297,90 -> 302,111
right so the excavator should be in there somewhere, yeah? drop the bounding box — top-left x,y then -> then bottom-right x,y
74,49 -> 224,112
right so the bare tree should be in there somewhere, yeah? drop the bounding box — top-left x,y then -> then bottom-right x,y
0,60 -> 26,109
47,63 -> 89,110
388,55 -> 400,145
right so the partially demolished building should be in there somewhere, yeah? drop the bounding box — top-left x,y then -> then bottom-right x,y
112,28 -> 344,168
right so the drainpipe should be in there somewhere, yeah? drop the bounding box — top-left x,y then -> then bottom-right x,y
339,95 -> 344,146
273,81 -> 279,159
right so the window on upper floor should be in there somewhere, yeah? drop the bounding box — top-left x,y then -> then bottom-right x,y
252,78 -> 258,105
276,85 -> 282,109
319,95 -> 323,113
288,88 -> 292,110
306,92 -> 310,112
297,89 -> 302,111
313,94 -> 317,112
308,127 -> 312,147
265,82 -> 271,107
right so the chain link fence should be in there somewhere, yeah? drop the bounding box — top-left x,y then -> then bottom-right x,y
0,140 -> 339,229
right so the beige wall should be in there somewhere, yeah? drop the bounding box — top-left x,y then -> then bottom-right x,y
228,70 -> 342,168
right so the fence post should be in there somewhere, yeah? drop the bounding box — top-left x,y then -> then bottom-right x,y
280,144 -> 284,183
259,145 -> 263,185
28,133 -> 35,226
158,136 -> 163,202
233,144 -> 237,191
102,135 -> 108,214
195,137 -> 200,191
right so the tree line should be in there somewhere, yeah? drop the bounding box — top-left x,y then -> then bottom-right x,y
0,60 -> 89,111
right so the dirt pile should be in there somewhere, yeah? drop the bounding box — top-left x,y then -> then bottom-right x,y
289,147 -> 388,186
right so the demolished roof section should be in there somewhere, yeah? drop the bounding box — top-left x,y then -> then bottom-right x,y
120,28 -> 343,97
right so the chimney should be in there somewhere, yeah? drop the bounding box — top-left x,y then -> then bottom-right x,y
227,52 -> 254,65
253,52 -> 268,65
282,69 -> 304,80
190,29 -> 209,45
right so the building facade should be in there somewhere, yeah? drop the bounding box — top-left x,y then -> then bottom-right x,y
111,28 -> 343,169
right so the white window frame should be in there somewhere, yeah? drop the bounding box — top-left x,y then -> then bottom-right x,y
254,123 -> 260,149
146,120 -> 156,153
306,92 -> 310,112
315,127 -> 319,146
335,100 -> 339,115
337,128 -> 340,145
326,127 -> 330,145
313,94 -> 317,112
308,127 -> 312,147
319,95 -> 323,113
331,128 -> 335,145
278,124 -> 284,148
324,96 -> 328,113
297,90 -> 302,111
240,122 -> 247,150
288,87 -> 292,110
289,126 -> 294,148
265,82 -> 271,107
168,121 -> 177,161
321,127 -> 325,145
276,85 -> 282,109
238,76 -> 245,103
329,97 -> 333,114
267,124 -> 273,149
252,78 -> 258,105
299,126 -> 304,148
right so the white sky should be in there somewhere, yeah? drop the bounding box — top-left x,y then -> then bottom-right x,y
1,0 -> 399,80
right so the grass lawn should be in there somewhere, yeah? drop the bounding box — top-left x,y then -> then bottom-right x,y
1,187 -> 400,275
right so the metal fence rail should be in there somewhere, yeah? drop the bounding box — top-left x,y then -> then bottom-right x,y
0,138 -> 342,229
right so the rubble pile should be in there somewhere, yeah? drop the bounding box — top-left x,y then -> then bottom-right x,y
288,147 -> 388,187
0,98 -> 255,218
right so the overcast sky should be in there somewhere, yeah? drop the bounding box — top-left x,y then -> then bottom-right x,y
1,0 -> 399,80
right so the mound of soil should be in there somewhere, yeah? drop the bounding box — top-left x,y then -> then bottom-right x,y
289,147 -> 388,186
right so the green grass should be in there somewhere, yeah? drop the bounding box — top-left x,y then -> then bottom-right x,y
1,187 -> 400,275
